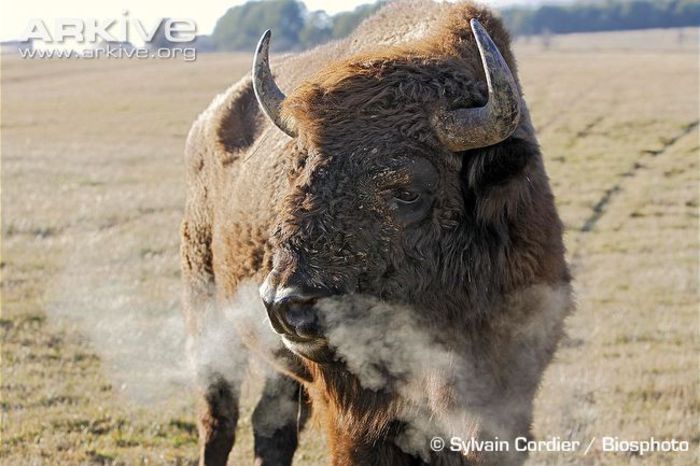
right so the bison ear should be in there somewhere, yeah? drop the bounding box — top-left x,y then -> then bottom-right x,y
460,135 -> 537,193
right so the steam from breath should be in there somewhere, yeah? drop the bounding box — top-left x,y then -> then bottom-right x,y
46,257 -> 191,404
317,295 -> 483,459
316,285 -> 571,461
45,243 -> 278,406
45,242 -> 473,450
188,280 -> 287,392
46,237 -> 567,462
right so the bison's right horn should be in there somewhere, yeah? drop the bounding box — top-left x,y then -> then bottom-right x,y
431,19 -> 521,152
252,30 -> 297,138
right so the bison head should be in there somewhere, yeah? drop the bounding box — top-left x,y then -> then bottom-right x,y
253,19 -> 522,363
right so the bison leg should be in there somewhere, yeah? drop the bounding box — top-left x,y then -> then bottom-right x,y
196,373 -> 240,466
252,373 -> 310,466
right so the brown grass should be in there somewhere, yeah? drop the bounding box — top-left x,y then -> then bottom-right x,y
2,27 -> 698,465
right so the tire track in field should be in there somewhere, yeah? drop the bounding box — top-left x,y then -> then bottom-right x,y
578,119 -> 698,234
572,116 -> 605,142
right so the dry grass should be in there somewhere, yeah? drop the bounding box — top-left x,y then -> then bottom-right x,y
1,27 -> 698,465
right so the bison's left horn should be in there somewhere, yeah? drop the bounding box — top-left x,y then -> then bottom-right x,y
252,30 -> 297,138
432,19 -> 521,152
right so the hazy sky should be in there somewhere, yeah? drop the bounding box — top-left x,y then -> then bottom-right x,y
0,0 -> 543,42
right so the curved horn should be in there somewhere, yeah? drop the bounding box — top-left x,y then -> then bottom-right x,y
432,19 -> 521,152
252,30 -> 296,137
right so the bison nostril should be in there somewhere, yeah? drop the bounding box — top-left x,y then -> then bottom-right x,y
284,299 -> 321,339
264,292 -> 323,340
261,283 -> 331,340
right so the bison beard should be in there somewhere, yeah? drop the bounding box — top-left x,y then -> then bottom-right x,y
181,2 -> 573,466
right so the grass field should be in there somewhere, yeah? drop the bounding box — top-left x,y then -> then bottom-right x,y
2,27 -> 698,465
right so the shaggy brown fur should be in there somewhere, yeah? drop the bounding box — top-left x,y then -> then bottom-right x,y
181,2 -> 573,465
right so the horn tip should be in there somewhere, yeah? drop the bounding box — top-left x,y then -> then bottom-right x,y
470,18 -> 488,39
256,29 -> 272,53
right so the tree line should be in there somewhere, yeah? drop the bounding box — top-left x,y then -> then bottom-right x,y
208,0 -> 383,52
201,0 -> 699,52
502,0 -> 700,35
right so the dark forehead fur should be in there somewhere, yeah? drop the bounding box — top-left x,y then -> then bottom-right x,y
282,3 -> 517,152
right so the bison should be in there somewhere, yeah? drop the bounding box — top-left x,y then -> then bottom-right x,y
180,2 -> 573,465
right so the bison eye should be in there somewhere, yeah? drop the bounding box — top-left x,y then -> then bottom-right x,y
393,190 -> 421,204
388,187 -> 431,226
